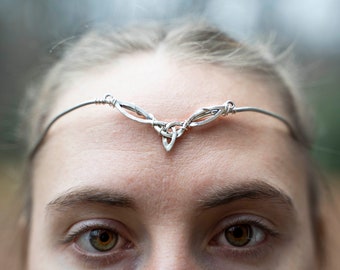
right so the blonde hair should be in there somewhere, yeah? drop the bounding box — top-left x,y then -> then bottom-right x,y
22,20 -> 310,155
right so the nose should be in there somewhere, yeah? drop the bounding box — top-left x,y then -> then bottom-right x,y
142,250 -> 200,270
140,245 -> 201,270
139,226 -> 202,270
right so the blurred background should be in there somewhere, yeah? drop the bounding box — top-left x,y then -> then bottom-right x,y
0,0 -> 339,174
0,0 -> 339,268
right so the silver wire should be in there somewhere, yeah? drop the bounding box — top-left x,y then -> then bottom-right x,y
30,94 -> 298,157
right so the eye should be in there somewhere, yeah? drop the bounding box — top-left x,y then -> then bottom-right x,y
210,215 -> 278,250
63,219 -> 135,261
77,228 -> 119,252
224,224 -> 264,247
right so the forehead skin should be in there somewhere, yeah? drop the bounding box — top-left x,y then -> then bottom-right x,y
29,53 -> 316,269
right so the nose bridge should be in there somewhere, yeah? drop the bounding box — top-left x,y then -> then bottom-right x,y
139,225 -> 202,270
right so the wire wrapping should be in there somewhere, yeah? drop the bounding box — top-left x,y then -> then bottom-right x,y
30,94 -> 298,157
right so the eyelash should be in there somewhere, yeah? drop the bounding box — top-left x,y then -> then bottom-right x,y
62,220 -> 135,267
208,215 -> 280,259
61,216 -> 280,266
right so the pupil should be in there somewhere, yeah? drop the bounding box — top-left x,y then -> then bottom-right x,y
232,226 -> 244,238
99,232 -> 110,243
225,224 -> 252,247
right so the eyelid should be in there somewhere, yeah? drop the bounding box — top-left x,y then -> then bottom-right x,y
212,214 -> 278,237
61,219 -> 134,245
208,214 -> 280,251
61,219 -> 137,267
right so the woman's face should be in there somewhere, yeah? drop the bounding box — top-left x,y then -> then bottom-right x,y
28,53 -> 317,269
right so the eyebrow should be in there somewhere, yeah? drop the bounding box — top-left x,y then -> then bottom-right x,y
46,181 -> 295,215
47,187 -> 136,211
198,180 -> 295,212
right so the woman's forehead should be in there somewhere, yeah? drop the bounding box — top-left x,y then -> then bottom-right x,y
51,53 -> 288,122
33,98 -> 305,201
33,52 -> 306,206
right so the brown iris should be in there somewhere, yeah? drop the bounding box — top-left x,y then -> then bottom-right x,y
225,224 -> 252,247
89,229 -> 118,251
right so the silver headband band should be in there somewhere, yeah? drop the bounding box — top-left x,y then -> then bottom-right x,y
31,94 -> 297,156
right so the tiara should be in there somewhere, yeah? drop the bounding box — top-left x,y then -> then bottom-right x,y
30,94 -> 297,156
